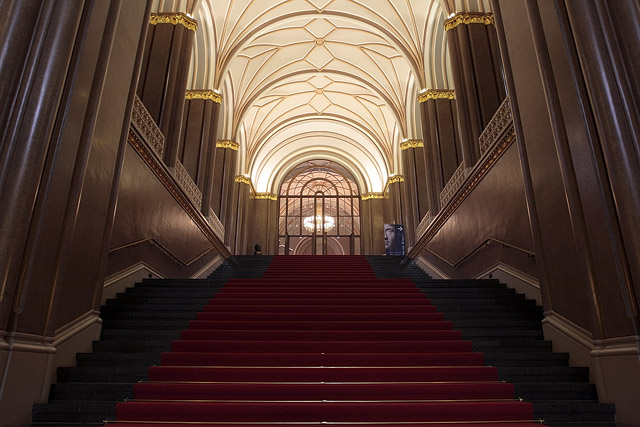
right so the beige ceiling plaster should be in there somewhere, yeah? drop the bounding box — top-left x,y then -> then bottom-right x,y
237,72 -> 401,169
181,0 -> 456,195
251,124 -> 388,194
262,146 -> 374,198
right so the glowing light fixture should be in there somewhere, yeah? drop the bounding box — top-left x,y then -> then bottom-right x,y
303,215 -> 335,232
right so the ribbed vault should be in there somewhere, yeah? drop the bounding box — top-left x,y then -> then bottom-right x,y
150,0 -> 494,191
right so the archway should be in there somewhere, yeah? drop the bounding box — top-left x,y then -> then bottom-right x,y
278,160 -> 361,255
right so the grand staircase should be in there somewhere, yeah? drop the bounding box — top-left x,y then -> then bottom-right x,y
31,255 -> 615,426
31,256 -> 272,426
367,256 -> 616,426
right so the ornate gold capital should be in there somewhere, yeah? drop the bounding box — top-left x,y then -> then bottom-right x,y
234,176 -> 277,199
186,90 -> 222,103
216,140 -> 238,150
254,193 -> 278,201
150,13 -> 198,31
235,175 -> 252,186
400,140 -> 424,150
444,13 -> 495,31
386,175 -> 405,185
418,89 -> 456,103
361,193 -> 386,201
361,175 -> 405,200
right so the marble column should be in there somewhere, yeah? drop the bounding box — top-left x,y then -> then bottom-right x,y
419,90 -> 461,215
180,90 -> 222,216
445,12 -> 505,167
213,140 -> 239,238
401,140 -> 429,224
137,12 -> 197,166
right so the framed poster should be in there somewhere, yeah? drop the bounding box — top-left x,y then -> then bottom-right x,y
384,224 -> 405,256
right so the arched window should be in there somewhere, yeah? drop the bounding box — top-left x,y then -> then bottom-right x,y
278,160 -> 361,255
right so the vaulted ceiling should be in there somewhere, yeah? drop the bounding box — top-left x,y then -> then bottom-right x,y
151,0 -> 493,194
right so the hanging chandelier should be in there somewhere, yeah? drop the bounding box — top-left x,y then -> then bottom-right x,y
303,215 -> 335,232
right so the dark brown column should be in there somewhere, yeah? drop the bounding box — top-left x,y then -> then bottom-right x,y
213,141 -> 239,242
360,196 -> 385,255
137,13 -> 197,167
401,144 -> 419,234
181,90 -> 222,216
0,1 -> 47,155
384,178 -> 408,252
0,0 -> 87,333
560,0 -> 640,333
419,90 -> 461,216
0,0 -> 149,422
445,13 -> 506,167
401,141 -> 429,221
232,177 -> 253,255
252,195 -> 279,255
386,176 -> 404,225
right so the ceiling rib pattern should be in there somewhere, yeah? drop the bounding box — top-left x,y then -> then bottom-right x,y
182,0 -> 459,195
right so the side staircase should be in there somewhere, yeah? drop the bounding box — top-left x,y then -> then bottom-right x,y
31,256 -> 272,426
366,256 -> 616,427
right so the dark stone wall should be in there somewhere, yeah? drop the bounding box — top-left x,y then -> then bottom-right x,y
419,142 -> 535,279
107,143 -> 219,279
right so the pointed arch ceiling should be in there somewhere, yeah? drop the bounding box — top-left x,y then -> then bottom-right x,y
173,0 -> 490,194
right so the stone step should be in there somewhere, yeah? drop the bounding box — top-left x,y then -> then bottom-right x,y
451,319 -> 543,328
75,352 -> 161,368
498,366 -> 590,383
513,382 -> 598,401
48,382 -> 134,401
92,341 -> 170,354
101,319 -> 191,329
100,310 -> 198,320
31,401 -> 117,423
105,297 -> 211,305
123,288 -> 223,297
531,400 -> 616,422
56,366 -> 149,383
100,329 -> 182,340
473,340 -> 553,350
461,329 -> 543,338
99,303 -> 206,312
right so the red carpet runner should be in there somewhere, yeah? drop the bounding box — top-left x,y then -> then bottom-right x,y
111,255 -> 547,426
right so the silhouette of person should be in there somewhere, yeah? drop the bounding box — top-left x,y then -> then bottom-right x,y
253,244 -> 262,255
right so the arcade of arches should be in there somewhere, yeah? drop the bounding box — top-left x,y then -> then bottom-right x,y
1,1 -> 640,425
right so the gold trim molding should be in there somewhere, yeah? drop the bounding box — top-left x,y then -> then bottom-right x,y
235,176 -> 278,200
361,193 -> 385,201
235,175 -> 253,186
186,90 -> 222,103
418,89 -> 456,103
150,13 -> 198,32
444,13 -> 495,31
386,175 -> 405,187
216,140 -> 238,150
362,175 -> 405,200
235,175 -> 256,196
254,193 -> 278,201
401,139 -> 424,150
